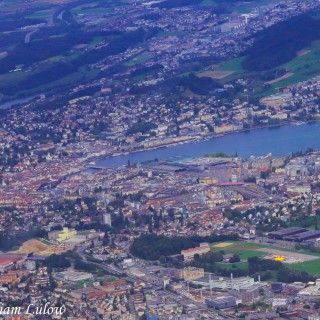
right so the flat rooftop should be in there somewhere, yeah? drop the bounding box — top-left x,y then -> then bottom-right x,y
269,227 -> 306,237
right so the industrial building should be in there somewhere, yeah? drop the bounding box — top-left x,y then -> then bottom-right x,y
205,296 -> 237,309
179,267 -> 204,281
269,227 -> 320,243
271,282 -> 283,294
268,227 -> 306,240
191,275 -> 255,291
283,230 -> 320,242
54,269 -> 94,282
239,286 -> 260,304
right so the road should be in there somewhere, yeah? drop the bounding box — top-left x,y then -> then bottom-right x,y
25,29 -> 38,44
24,8 -> 57,43
57,10 -> 71,25
77,250 -> 209,316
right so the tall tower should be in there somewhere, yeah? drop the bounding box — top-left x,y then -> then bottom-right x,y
102,213 -> 112,226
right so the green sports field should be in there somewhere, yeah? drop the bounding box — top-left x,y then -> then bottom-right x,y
288,259 -> 320,275
211,241 -> 320,275
211,241 -> 268,259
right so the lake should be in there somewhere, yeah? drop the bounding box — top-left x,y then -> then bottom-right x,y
97,122 -> 320,167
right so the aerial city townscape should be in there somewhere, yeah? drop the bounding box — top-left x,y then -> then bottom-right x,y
4,0 -> 320,319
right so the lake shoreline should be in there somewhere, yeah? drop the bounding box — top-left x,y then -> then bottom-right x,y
93,119 -> 319,167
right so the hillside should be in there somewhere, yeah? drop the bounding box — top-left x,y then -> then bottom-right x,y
243,12 -> 320,71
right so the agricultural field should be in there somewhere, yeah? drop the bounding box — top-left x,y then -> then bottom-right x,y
216,57 -> 245,73
213,35 -> 320,98
124,54 -> 154,67
270,41 -> 320,89
233,0 -> 282,13
198,70 -> 235,79
211,57 -> 247,83
26,9 -> 53,19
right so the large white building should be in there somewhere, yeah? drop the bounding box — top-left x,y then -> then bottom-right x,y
298,279 -> 320,296
192,275 -> 255,291
103,213 -> 112,226
54,269 -> 93,282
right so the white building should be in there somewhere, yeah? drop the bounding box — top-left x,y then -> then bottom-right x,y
103,213 -> 112,226
54,269 -> 93,282
192,275 -> 255,291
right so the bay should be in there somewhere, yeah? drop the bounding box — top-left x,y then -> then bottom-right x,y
97,122 -> 320,167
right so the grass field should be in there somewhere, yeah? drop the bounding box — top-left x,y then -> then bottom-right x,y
211,241 -> 267,260
77,280 -> 94,287
288,259 -> 320,275
198,70 -> 235,79
0,70 -> 27,87
90,36 -> 104,45
211,57 -> 247,83
234,0 -> 282,13
211,241 -> 320,275
26,10 -> 52,19
270,41 -> 320,89
212,242 -> 234,248
212,40 -> 320,98
216,57 -> 245,72
124,55 -> 153,67
72,8 -> 112,15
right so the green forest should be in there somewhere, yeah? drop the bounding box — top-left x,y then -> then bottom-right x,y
243,12 -> 320,71
130,233 -> 238,260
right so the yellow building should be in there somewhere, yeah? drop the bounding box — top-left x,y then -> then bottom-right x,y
57,227 -> 77,242
179,267 -> 205,281
200,177 -> 219,185
274,255 -> 285,262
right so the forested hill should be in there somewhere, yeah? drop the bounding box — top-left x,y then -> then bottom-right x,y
243,12 -> 320,71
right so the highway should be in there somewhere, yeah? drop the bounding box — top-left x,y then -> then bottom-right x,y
24,7 -> 59,43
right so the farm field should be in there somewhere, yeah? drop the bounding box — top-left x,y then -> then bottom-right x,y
216,57 -> 245,73
265,72 -> 294,85
198,70 -> 235,79
212,39 -> 320,98
26,10 -> 53,19
270,41 -> 320,89
124,55 -> 154,67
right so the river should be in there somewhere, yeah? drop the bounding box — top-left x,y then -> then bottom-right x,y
0,94 -> 41,110
96,122 -> 320,167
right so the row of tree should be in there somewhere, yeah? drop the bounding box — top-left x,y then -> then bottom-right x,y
130,233 -> 238,260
